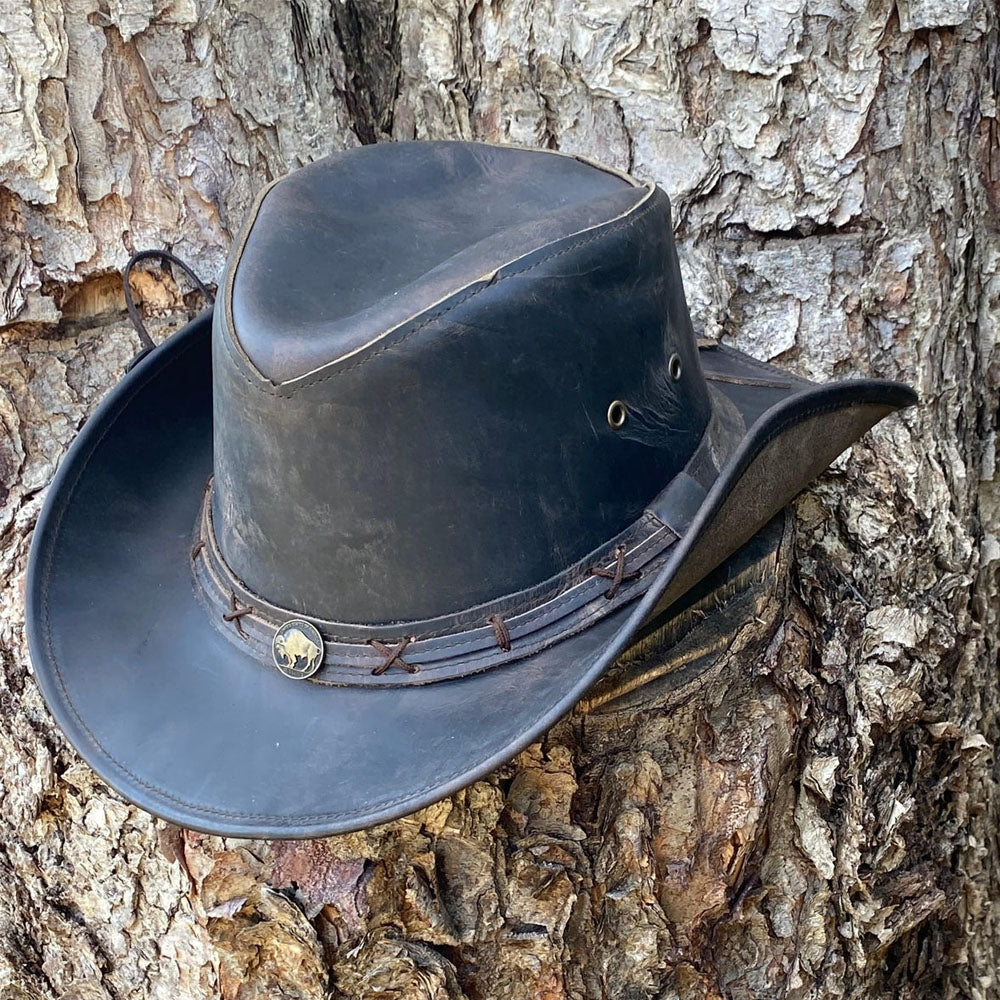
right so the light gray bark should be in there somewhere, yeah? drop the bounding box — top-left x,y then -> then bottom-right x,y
0,0 -> 997,997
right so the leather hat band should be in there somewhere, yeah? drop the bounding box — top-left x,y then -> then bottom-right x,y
190,390 -> 743,688
193,485 -> 678,686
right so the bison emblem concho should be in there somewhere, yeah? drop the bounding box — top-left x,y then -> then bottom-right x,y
272,620 -> 324,679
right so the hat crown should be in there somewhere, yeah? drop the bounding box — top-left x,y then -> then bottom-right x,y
228,141 -> 649,384
211,141 -> 713,624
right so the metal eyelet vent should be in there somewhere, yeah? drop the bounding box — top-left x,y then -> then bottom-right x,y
607,400 -> 628,430
668,353 -> 683,381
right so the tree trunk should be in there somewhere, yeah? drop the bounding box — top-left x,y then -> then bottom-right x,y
1,1 -> 997,998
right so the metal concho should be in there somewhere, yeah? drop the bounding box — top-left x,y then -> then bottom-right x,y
272,619 -> 324,680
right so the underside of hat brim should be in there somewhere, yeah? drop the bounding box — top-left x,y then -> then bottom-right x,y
25,311 -> 915,837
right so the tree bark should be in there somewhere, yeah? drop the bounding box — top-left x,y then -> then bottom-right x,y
1,1 -> 998,998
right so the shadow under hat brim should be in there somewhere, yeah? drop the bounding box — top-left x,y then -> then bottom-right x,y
25,311 -> 915,838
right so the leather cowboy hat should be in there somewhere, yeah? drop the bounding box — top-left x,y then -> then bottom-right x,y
26,141 -> 916,838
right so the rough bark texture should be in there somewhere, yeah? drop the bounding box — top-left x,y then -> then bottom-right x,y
1,0 -> 998,997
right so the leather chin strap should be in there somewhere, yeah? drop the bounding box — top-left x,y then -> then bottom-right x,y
190,391 -> 745,688
123,250 -> 215,371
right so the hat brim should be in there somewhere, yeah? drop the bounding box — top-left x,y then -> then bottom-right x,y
26,311 -> 915,837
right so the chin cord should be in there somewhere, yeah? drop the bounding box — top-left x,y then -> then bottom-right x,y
123,249 -> 215,371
